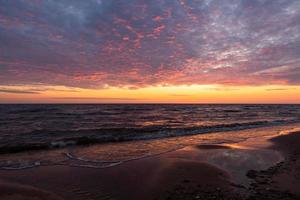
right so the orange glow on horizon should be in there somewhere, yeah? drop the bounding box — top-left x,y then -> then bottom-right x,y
0,84 -> 300,104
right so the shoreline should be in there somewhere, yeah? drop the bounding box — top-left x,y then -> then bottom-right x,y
1,123 -> 299,171
0,125 -> 300,199
1,120 -> 299,155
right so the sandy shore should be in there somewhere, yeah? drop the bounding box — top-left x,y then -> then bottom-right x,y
245,131 -> 300,199
0,128 -> 300,200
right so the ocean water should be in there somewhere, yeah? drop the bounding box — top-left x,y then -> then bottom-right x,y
1,104 -> 300,152
0,104 -> 300,170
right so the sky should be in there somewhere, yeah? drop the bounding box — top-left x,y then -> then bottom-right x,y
0,0 -> 300,103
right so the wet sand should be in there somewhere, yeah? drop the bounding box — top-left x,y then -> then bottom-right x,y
245,131 -> 300,199
0,129 -> 300,199
0,148 -> 234,200
0,180 -> 63,200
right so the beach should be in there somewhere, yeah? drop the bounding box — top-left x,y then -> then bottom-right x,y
1,0 -> 300,198
0,124 -> 300,200
1,0 -> 299,198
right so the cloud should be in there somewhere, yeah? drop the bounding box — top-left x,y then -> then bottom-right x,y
209,87 -> 240,91
265,88 -> 296,91
0,0 -> 299,89
0,89 -> 39,94
53,97 -> 139,100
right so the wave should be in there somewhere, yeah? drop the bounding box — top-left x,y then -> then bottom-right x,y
0,147 -> 184,170
10,107 -> 60,114
0,119 -> 298,155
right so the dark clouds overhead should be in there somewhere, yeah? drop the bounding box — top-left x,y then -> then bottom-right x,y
0,0 -> 300,88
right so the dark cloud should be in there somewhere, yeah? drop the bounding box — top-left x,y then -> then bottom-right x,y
0,89 -> 39,94
54,97 -> 139,100
265,88 -> 296,91
0,0 -> 299,88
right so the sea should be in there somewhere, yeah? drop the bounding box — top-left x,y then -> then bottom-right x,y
0,104 -> 300,170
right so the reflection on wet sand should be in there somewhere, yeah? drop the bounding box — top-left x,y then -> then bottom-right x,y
165,142 -> 283,186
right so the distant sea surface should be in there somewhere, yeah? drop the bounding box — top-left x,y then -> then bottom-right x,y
1,104 -> 300,154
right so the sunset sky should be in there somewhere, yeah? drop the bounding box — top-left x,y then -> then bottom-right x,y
0,0 -> 300,103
